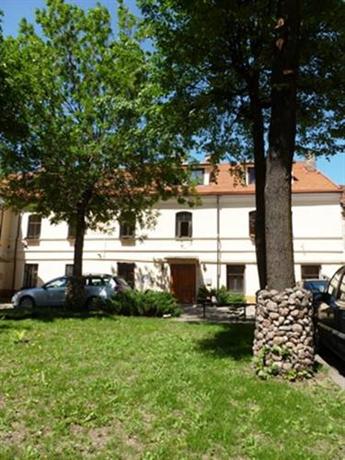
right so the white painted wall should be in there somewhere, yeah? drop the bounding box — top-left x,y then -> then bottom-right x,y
2,191 -> 344,300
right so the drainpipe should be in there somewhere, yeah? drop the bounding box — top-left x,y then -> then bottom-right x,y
216,195 -> 221,290
11,213 -> 22,292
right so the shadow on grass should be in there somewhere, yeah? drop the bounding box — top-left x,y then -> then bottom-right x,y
0,307 -> 118,323
196,323 -> 254,360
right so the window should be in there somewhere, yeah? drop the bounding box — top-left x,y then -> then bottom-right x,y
85,276 -> 105,287
227,265 -> 245,293
23,264 -> 38,288
190,168 -> 204,185
65,264 -> 74,276
249,210 -> 256,238
301,264 -> 320,280
119,221 -> 135,239
338,272 -> 345,303
45,277 -> 68,289
67,222 -> 76,239
247,166 -> 256,185
26,215 -> 41,239
117,263 -> 135,288
176,212 -> 192,238
328,267 -> 344,297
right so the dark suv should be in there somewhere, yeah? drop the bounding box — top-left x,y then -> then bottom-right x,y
315,265 -> 345,361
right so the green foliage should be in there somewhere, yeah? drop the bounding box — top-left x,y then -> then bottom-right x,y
215,286 -> 246,305
197,285 -> 245,305
105,289 -> 181,317
139,0 -> 345,159
0,0 -> 195,286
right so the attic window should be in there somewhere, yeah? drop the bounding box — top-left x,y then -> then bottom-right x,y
190,168 -> 204,185
247,167 -> 255,185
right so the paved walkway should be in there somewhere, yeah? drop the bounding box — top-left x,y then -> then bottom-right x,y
176,304 -> 255,323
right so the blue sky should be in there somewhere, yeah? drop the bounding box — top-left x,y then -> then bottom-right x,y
1,0 -> 344,185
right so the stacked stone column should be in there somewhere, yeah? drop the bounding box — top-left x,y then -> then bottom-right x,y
253,286 -> 315,378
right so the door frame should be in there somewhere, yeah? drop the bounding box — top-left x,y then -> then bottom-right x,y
167,258 -> 198,304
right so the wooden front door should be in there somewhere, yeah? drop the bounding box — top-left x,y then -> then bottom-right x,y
170,264 -> 196,304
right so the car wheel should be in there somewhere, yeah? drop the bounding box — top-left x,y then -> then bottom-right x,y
19,296 -> 35,309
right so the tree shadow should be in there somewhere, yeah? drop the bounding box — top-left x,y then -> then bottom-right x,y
0,307 -> 118,323
196,323 -> 254,360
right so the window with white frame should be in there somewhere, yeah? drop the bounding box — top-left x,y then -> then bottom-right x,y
227,265 -> 245,293
26,215 -> 41,239
65,264 -> 74,276
301,264 -> 321,280
190,168 -> 204,185
249,210 -> 256,238
247,166 -> 256,185
23,264 -> 38,288
175,212 -> 192,238
67,222 -> 76,239
119,220 -> 135,239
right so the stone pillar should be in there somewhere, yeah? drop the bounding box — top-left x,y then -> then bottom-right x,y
253,286 -> 315,379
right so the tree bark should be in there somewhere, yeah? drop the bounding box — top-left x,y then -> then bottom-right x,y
65,206 -> 87,309
265,0 -> 300,290
249,75 -> 267,289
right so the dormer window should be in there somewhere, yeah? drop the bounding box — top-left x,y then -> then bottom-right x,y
176,212 -> 192,238
247,166 -> 256,185
190,168 -> 204,185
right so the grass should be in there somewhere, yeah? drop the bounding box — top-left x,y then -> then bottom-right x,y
0,313 -> 345,459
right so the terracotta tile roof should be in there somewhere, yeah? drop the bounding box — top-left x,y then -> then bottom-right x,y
196,161 -> 341,196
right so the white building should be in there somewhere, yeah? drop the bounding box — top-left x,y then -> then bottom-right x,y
0,161 -> 344,302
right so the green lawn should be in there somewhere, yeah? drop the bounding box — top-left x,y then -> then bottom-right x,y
0,314 -> 344,459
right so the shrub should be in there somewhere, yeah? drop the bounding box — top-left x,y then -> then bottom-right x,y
104,290 -> 181,317
197,285 -> 215,304
215,286 -> 246,305
197,285 -> 246,305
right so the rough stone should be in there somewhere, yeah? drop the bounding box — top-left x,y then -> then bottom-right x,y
292,324 -> 303,333
269,312 -> 279,320
253,287 -> 315,378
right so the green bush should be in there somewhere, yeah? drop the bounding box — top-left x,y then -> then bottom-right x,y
197,285 -> 246,305
197,285 -> 215,303
105,290 -> 181,317
215,286 -> 246,304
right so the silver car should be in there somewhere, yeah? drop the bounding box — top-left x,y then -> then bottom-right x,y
12,274 -> 130,308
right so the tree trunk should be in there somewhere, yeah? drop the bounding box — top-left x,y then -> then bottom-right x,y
265,0 -> 300,290
249,76 -> 267,289
65,206 -> 87,309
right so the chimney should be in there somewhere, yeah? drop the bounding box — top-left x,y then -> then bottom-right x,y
304,151 -> 316,171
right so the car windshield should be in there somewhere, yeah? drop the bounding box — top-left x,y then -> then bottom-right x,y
304,280 -> 327,293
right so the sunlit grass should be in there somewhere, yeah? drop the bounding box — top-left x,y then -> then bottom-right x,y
0,315 -> 344,459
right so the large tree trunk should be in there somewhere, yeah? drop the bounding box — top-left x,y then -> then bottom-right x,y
265,0 -> 300,290
65,206 -> 87,309
253,1 -> 314,380
249,75 -> 267,289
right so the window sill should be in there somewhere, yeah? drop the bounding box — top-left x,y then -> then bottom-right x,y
120,237 -> 136,246
25,238 -> 40,246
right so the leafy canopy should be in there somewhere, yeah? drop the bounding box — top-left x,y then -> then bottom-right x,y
139,0 -> 345,160
0,0 -> 193,228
